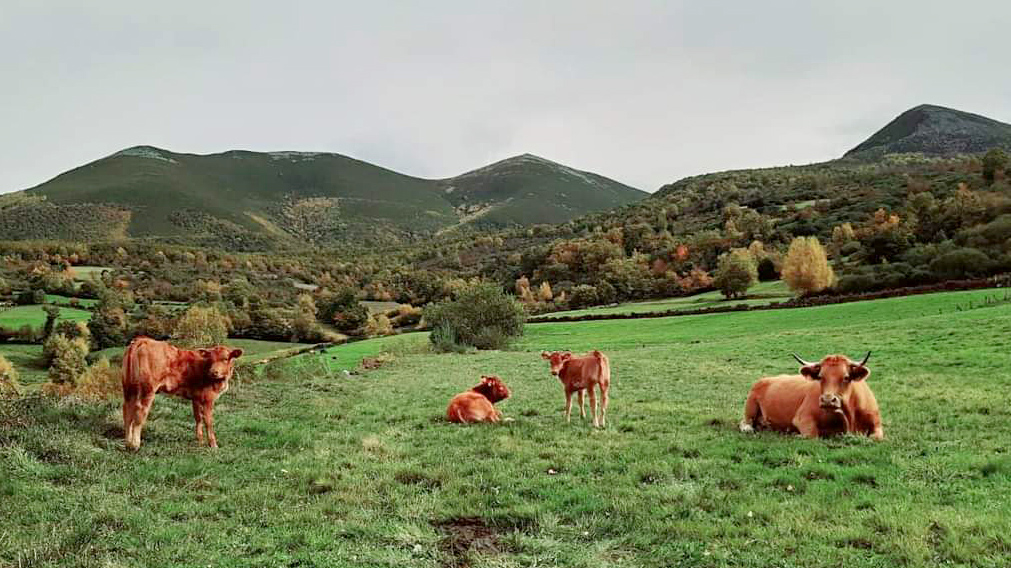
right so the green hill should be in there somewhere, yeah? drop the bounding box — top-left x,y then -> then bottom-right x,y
0,146 -> 645,249
845,104 -> 1011,159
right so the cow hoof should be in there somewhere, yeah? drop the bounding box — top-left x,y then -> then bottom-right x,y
739,422 -> 755,433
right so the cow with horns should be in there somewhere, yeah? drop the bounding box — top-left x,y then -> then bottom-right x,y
739,352 -> 883,440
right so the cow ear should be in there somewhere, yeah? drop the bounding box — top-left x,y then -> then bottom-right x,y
561,353 -> 573,361
540,351 -> 551,360
800,364 -> 821,380
849,365 -> 870,382
198,348 -> 212,357
229,349 -> 244,360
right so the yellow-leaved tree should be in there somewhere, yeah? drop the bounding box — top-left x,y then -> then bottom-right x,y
782,237 -> 836,295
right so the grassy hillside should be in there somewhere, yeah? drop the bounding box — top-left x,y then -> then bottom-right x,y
3,289 -> 1009,566
1,147 -> 645,249
437,154 -> 646,229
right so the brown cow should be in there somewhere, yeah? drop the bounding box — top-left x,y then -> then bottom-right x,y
446,375 -> 511,423
122,336 -> 243,450
739,352 -> 883,440
541,350 -> 611,427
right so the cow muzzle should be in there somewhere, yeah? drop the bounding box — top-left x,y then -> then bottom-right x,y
819,394 -> 842,410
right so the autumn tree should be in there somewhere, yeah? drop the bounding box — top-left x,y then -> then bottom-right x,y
782,237 -> 836,295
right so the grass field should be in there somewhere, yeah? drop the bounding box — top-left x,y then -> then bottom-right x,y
67,266 -> 113,281
540,280 -> 792,319
0,304 -> 92,329
2,289 -> 1010,567
45,294 -> 99,308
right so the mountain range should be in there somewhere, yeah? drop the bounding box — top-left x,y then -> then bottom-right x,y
0,147 -> 645,248
1,103 -> 1009,250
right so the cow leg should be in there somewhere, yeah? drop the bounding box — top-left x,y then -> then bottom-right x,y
128,388 -> 156,450
201,402 -> 219,449
588,387 -> 598,428
192,399 -> 205,445
599,384 -> 609,428
564,390 -> 574,423
577,390 -> 586,419
739,390 -> 761,433
792,414 -> 820,438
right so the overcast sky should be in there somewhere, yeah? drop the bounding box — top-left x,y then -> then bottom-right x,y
3,1 -> 1010,194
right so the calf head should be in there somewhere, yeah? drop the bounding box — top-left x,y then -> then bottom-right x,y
472,375 -> 510,403
794,352 -> 871,411
200,346 -> 244,382
540,351 -> 572,376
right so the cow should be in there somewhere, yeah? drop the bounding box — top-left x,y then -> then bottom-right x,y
739,352 -> 883,440
121,336 -> 243,450
541,350 -> 611,427
446,375 -> 510,423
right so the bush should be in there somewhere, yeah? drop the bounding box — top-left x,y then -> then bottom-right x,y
72,357 -> 122,400
88,306 -> 128,349
364,314 -> 394,337
568,284 -> 600,309
757,257 -> 779,281
424,282 -> 526,351
43,321 -> 91,365
47,334 -> 89,385
430,323 -> 467,354
929,248 -> 993,280
0,355 -> 21,398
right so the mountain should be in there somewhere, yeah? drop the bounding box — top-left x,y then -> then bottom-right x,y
0,146 -> 645,249
845,104 -> 1011,159
437,154 -> 647,229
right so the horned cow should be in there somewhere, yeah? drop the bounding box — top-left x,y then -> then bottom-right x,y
739,352 -> 883,440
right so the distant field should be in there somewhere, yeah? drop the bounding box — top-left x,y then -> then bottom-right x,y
3,287 -> 1009,566
540,279 -> 792,319
45,294 -> 98,308
0,304 -> 92,329
68,265 -> 113,281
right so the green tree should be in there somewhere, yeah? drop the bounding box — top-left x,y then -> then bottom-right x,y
713,249 -> 758,299
42,305 -> 60,340
982,148 -> 1008,184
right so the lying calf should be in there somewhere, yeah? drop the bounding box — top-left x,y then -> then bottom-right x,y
446,375 -> 510,423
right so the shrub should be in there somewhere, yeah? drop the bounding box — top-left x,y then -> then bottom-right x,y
43,321 -> 91,365
713,249 -> 758,299
172,305 -> 230,348
430,323 -> 467,354
0,355 -> 21,399
929,248 -> 993,280
568,284 -> 600,309
782,237 -> 836,295
47,334 -> 89,385
73,357 -> 122,400
364,314 -> 394,337
88,306 -> 128,349
424,282 -> 526,351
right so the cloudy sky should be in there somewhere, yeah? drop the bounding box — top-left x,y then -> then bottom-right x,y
3,1 -> 1010,194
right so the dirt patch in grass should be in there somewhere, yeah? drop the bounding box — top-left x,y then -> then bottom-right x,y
433,517 -> 508,568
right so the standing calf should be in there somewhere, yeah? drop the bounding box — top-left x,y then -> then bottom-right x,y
739,352 -> 883,440
446,375 -> 511,423
541,350 -> 611,427
122,336 -> 242,450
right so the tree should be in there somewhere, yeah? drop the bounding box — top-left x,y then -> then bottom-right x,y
982,148 -> 1008,184
46,334 -> 89,385
537,281 -> 553,302
172,305 -> 230,348
713,249 -> 758,299
42,305 -> 60,340
782,237 -> 836,295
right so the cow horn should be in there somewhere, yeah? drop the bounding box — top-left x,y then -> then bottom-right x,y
857,351 -> 871,366
791,353 -> 813,366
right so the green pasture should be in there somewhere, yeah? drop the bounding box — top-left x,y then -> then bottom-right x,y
2,288 -> 1010,567
67,266 -> 113,281
0,304 -> 92,329
540,280 -> 792,319
45,294 -> 98,308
